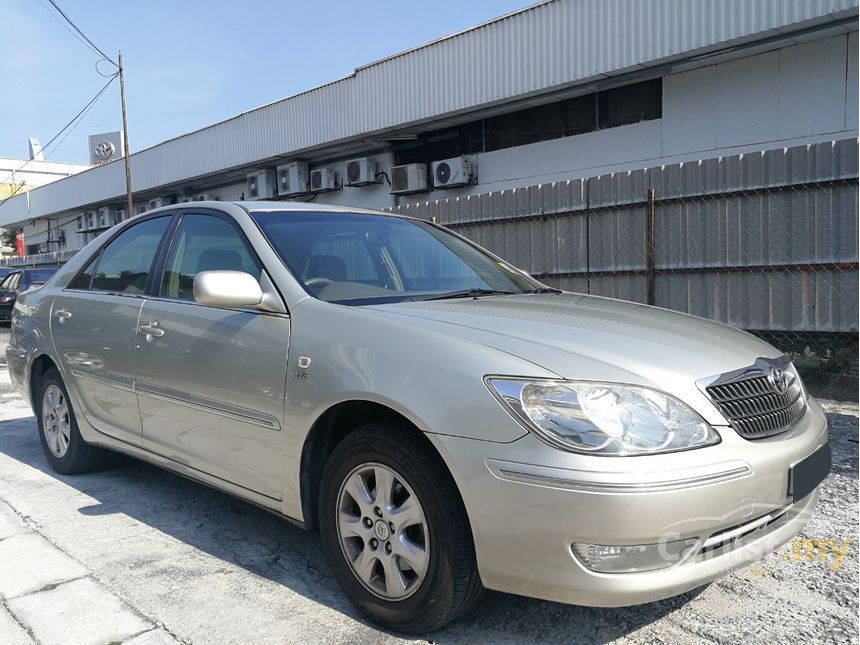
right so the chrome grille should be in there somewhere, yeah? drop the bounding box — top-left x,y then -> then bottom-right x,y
704,357 -> 806,439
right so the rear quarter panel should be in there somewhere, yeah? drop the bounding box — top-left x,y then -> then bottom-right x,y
8,286 -> 56,409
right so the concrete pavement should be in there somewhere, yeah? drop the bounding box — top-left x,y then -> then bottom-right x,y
0,329 -> 857,644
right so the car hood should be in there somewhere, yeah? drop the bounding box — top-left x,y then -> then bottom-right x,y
369,293 -> 781,425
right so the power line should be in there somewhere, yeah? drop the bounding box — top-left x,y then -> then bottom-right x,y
49,81 -> 115,153
42,0 -> 118,68
0,74 -> 118,207
35,0 -> 95,57
85,92 -> 120,127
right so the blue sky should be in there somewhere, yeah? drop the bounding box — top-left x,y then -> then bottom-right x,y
1,1 -> 531,164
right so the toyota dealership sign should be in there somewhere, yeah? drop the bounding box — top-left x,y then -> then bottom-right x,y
88,131 -> 124,165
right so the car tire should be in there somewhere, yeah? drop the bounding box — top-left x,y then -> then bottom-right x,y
36,368 -> 107,475
319,422 -> 484,633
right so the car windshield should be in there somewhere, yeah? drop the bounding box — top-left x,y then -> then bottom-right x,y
251,211 -> 540,304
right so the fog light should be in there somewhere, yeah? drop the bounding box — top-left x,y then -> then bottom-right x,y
572,538 -> 698,573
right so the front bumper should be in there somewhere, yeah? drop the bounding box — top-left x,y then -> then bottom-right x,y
433,397 -> 829,606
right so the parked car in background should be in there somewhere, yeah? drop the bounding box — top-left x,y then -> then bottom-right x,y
0,267 -> 14,279
0,268 -> 57,322
5,203 -> 830,633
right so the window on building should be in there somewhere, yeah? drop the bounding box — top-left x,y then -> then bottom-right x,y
394,78 -> 662,164
484,93 -> 597,152
597,79 -> 662,129
395,121 -> 484,166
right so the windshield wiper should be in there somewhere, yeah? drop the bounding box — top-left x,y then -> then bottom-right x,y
418,288 -> 516,301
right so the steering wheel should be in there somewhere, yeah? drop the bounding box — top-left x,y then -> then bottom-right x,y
305,277 -> 334,289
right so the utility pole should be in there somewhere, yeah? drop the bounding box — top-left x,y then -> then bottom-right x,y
118,52 -> 133,219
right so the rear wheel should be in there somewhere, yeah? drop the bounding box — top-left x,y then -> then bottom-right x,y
36,368 -> 107,474
319,423 -> 483,633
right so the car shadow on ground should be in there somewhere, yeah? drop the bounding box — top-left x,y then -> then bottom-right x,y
0,413 -> 714,643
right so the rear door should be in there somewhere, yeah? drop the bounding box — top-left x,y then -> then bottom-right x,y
50,215 -> 173,446
134,211 -> 289,499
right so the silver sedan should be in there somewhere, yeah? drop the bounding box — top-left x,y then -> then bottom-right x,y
6,202 -> 830,633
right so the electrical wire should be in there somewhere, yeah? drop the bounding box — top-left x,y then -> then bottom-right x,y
0,74 -> 118,206
34,0 -> 98,60
48,83 -> 113,153
43,0 -> 118,68
85,92 -> 120,127
95,58 -> 118,78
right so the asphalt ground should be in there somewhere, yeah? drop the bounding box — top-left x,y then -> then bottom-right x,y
0,329 -> 857,644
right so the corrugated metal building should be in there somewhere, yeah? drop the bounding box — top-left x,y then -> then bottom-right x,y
0,0 -> 856,335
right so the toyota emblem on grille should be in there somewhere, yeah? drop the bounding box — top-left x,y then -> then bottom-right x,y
768,367 -> 788,394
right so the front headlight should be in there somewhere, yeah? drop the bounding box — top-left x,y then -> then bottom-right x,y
486,378 -> 720,456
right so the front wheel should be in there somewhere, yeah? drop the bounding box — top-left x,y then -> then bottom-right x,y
319,423 -> 483,633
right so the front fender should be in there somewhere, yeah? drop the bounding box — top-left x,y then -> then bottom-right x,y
284,298 -> 557,445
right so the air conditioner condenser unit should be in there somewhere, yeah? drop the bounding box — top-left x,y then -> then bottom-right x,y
432,156 -> 476,189
345,157 -> 378,187
390,163 -> 428,194
310,167 -> 337,192
276,162 -> 309,196
246,170 -> 276,200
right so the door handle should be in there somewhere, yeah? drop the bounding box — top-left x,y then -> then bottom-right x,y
54,308 -> 72,324
139,321 -> 165,342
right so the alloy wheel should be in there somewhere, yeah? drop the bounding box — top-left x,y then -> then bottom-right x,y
336,462 -> 430,600
42,384 -> 71,458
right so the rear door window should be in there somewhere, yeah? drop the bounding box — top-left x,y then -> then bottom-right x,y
90,217 -> 171,294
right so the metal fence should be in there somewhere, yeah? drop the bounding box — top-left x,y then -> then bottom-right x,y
0,248 -> 81,269
390,139 -> 859,381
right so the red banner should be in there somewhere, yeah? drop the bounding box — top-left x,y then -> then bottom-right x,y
16,232 -> 24,257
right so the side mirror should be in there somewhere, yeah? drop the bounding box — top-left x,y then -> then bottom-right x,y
193,270 -> 263,309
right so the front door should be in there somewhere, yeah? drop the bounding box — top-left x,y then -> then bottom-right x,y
134,212 -> 289,500
50,216 -> 172,446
